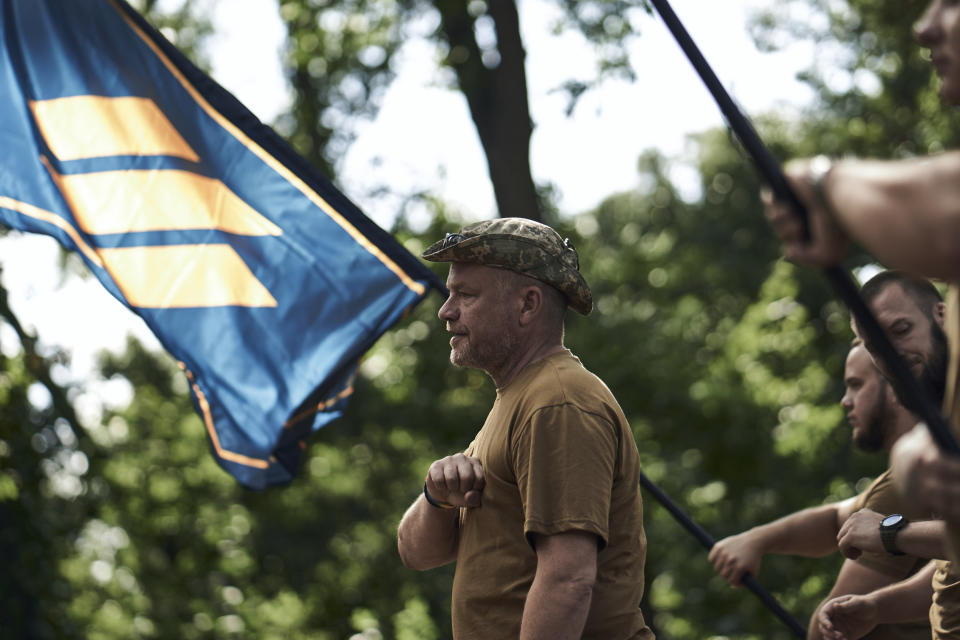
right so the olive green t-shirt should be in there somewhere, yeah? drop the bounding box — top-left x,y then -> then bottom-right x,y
451,350 -> 653,639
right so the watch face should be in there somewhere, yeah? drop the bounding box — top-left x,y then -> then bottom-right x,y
882,514 -> 904,527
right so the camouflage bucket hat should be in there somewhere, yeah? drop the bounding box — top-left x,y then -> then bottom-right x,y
421,217 -> 592,315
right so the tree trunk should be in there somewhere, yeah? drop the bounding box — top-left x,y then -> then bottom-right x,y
435,0 -> 542,221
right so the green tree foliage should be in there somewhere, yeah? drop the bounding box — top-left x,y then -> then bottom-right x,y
752,0 -> 960,156
0,280 -> 93,639
275,0 -> 651,220
8,1 -> 960,639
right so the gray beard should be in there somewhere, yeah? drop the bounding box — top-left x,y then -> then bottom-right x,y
451,331 -> 522,378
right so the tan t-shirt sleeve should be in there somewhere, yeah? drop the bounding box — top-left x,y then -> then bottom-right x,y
944,286 -> 960,565
851,471 -> 931,579
512,403 -> 618,549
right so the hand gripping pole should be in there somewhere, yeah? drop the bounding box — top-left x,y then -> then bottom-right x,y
639,471 -> 807,638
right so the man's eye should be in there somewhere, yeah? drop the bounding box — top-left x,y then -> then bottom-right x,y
888,322 -> 909,335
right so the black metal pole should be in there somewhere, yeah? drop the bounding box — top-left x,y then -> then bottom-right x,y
648,0 -> 960,455
639,472 -> 808,638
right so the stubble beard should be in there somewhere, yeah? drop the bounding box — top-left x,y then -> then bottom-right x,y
891,321 -> 948,415
922,322 -> 949,407
852,385 -> 887,453
449,328 -> 522,378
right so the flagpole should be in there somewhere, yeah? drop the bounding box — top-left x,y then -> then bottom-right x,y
648,0 -> 960,455
639,472 -> 807,638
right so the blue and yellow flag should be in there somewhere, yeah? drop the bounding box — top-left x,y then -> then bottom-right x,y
0,0 -> 442,488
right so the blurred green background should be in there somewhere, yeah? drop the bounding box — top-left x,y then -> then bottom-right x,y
3,0 -> 960,638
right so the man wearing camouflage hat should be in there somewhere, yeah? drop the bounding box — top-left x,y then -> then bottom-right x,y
397,218 -> 654,639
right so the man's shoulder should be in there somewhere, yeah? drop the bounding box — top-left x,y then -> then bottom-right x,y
510,354 -> 635,445
858,467 -> 894,498
521,352 -> 619,412
538,350 -> 611,389
860,467 -> 934,522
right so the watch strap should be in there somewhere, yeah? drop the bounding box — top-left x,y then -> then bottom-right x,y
880,516 -> 907,556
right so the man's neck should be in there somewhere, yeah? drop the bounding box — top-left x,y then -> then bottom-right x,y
490,341 -> 566,389
885,413 -> 922,453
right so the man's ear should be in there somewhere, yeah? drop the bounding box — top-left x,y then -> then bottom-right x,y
518,286 -> 542,327
935,300 -> 947,328
885,381 -> 903,409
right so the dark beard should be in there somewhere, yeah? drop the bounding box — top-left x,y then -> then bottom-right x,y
852,383 -> 887,453
892,321 -> 948,415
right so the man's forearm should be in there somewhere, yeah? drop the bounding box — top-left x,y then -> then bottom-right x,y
830,153 -> 960,281
711,503 -> 845,586
519,572 -> 594,640
397,495 -> 460,570
896,520 -> 948,559
809,558 -> 924,640
750,504 -> 843,557
866,561 -> 936,624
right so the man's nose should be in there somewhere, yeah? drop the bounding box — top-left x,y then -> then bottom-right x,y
841,393 -> 853,411
914,3 -> 940,47
438,297 -> 456,321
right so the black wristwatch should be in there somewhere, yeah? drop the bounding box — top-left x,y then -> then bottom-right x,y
879,513 -> 909,556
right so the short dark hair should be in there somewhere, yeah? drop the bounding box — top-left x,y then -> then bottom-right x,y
860,270 -> 942,321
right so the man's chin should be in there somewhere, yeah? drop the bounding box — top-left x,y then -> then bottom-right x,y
852,430 -> 884,453
941,83 -> 960,107
449,349 -> 475,369
909,361 -> 925,380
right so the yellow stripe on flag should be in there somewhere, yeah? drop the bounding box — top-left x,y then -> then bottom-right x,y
109,1 -> 427,298
55,169 -> 282,236
98,244 -> 277,308
31,95 -> 200,161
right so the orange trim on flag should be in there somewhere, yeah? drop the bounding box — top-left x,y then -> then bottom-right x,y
0,195 -> 103,268
180,365 -> 272,470
284,386 -> 355,427
191,379 -> 270,470
109,0 -> 427,298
